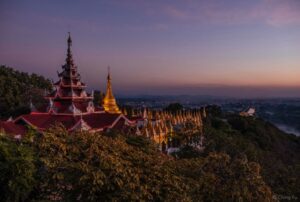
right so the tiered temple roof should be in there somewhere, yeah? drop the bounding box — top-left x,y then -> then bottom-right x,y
0,34 -> 133,136
44,33 -> 95,115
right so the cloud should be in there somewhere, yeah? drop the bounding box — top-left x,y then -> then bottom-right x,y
254,0 -> 300,26
157,0 -> 300,26
164,5 -> 188,19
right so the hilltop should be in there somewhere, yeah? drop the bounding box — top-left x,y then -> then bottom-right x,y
202,106 -> 300,198
0,65 -> 52,119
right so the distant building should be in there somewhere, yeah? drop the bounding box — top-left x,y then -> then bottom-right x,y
240,107 -> 256,117
128,108 -> 205,152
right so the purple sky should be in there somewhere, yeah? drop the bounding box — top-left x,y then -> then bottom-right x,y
1,0 -> 300,97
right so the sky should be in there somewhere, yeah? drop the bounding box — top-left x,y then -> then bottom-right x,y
0,0 -> 300,97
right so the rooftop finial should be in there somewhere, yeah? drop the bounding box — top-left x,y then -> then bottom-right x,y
68,32 -> 72,47
107,65 -> 111,80
66,32 -> 73,66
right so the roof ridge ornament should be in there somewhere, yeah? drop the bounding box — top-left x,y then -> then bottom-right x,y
73,115 -> 91,131
69,103 -> 82,114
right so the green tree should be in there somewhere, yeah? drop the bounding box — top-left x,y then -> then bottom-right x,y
170,153 -> 274,201
35,126 -> 189,201
0,135 -> 36,202
0,65 -> 51,118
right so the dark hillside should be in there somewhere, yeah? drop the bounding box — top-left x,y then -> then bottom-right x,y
0,126 -> 274,201
203,108 -> 300,197
0,65 -> 52,118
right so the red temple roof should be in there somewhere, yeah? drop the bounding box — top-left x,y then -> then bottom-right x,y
0,121 -> 27,136
13,113 -> 133,133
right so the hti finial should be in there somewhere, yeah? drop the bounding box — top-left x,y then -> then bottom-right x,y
67,32 -> 72,46
66,32 -> 73,65
107,65 -> 111,80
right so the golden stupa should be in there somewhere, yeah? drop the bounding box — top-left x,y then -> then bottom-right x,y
102,67 -> 121,114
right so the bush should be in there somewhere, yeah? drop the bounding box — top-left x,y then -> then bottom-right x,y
0,136 -> 36,202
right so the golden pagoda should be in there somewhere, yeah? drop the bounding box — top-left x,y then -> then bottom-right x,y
102,67 -> 121,114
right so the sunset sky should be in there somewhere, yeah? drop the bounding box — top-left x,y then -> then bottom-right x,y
1,0 -> 300,97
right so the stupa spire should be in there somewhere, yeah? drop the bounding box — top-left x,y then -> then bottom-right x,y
107,65 -> 111,80
103,66 -> 121,114
66,32 -> 74,66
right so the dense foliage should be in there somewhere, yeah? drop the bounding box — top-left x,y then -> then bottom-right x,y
0,65 -> 52,118
0,125 -> 274,201
0,135 -> 36,202
202,107 -> 300,199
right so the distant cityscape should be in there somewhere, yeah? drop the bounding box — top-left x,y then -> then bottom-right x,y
119,96 -> 300,136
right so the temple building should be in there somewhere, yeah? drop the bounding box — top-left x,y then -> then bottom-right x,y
240,107 -> 256,117
130,108 -> 205,152
102,67 -> 121,114
0,33 -> 133,136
